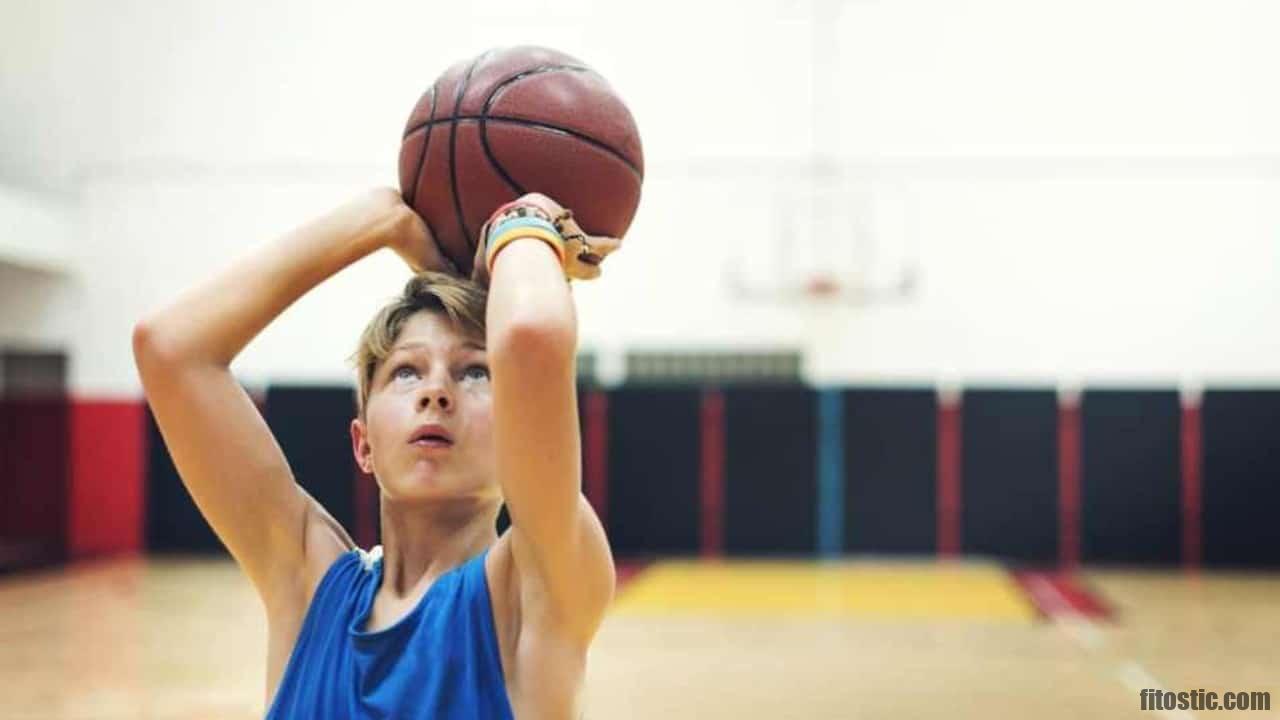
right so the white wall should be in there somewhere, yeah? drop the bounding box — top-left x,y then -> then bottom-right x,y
0,185 -> 75,273
0,261 -> 75,353
2,0 -> 1278,394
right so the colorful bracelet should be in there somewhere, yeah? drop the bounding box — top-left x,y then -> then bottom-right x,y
484,216 -> 566,273
488,200 -> 553,225
487,215 -> 558,242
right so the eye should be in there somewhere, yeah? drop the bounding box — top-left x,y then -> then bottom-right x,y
391,364 -> 419,381
461,363 -> 490,382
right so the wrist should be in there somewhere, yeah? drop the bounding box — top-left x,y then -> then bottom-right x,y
485,215 -> 567,275
355,189 -> 415,251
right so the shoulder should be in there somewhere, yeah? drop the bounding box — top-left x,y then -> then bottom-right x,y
486,498 -> 615,648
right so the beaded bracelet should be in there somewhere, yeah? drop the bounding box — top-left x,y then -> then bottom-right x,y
484,216 -> 566,274
489,200 -> 553,225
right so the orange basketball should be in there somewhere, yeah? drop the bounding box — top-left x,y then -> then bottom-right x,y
398,46 -> 644,274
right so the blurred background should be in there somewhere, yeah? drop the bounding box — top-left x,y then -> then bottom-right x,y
2,0 -> 1278,718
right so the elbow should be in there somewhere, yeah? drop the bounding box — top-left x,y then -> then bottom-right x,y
491,314 -> 577,372
131,320 -> 158,366
132,318 -> 182,373
131,320 -> 166,378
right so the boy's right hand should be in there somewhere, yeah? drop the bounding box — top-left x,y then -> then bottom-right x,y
380,190 -> 459,275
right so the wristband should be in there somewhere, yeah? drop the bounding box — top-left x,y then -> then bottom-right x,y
485,217 -> 566,273
487,215 -> 559,243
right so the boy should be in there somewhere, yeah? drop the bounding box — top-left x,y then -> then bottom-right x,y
133,188 -> 619,718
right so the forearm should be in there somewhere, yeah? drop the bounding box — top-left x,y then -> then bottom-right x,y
487,238 -> 581,515
486,238 -> 577,351
137,190 -> 405,367
484,203 -> 617,639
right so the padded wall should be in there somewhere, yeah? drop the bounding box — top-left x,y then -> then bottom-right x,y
1081,390 -> 1181,565
607,387 -> 701,556
961,389 -> 1059,564
723,386 -> 817,555
843,389 -> 936,554
265,386 -> 359,537
1202,390 -> 1280,567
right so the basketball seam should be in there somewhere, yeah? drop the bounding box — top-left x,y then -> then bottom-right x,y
404,83 -> 438,217
403,115 -> 643,180
449,50 -> 493,248
480,65 -> 594,195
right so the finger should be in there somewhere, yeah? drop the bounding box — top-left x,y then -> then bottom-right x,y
587,235 -> 621,253
573,263 -> 603,281
521,193 -> 562,218
579,236 -> 620,264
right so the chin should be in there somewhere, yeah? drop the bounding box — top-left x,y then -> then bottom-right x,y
385,471 -> 494,503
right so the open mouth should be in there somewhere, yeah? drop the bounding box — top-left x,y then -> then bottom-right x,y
409,424 -> 454,448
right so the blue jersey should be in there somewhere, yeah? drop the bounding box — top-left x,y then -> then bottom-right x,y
265,545 -> 514,719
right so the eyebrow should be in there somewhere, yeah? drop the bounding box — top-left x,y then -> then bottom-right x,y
385,340 -> 487,366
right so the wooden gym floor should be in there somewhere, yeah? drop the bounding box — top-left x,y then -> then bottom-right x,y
1,556 -> 1276,719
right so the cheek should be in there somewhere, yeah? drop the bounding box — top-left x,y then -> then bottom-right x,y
459,388 -> 494,445
366,397 -> 407,448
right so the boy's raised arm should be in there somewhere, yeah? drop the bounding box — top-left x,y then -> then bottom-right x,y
484,196 -> 619,645
131,189 -> 428,605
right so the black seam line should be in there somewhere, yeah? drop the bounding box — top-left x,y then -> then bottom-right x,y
450,51 -> 492,246
480,65 -> 594,196
403,115 -> 642,180
418,84 -> 442,248
404,83 -> 438,211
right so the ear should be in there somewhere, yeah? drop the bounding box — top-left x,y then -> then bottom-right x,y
350,417 -> 374,475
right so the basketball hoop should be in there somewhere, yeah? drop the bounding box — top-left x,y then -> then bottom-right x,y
804,274 -> 841,299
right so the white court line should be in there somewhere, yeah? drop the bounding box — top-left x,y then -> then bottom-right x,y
1117,662 -> 1196,720
1027,573 -> 1196,719
1025,574 -> 1104,650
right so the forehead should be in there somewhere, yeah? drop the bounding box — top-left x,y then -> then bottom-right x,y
389,311 -> 483,354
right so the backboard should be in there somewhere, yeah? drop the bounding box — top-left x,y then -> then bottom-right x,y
682,161 -> 921,305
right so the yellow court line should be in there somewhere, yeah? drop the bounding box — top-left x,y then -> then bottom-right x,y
612,560 -> 1038,622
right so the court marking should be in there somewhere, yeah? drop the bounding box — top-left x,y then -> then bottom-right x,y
612,559 -> 1037,621
1031,571 -> 1197,720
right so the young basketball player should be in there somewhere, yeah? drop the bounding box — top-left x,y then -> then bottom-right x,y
132,187 -> 619,718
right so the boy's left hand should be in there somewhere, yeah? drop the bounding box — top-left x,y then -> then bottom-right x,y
472,193 -> 620,287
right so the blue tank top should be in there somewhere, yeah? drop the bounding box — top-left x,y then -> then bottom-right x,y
264,546 -> 514,720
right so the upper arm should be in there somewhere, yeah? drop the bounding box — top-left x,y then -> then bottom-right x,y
502,498 -> 615,643
132,322 -> 352,608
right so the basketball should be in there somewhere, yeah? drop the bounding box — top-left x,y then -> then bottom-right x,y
398,46 -> 644,275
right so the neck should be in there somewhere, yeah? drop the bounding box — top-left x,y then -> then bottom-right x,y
376,494 -> 500,598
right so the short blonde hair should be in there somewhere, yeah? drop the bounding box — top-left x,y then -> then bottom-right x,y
349,272 -> 487,417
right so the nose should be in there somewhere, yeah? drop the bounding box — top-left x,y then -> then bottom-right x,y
416,378 -> 453,413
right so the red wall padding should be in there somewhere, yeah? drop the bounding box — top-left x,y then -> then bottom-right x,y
69,400 -> 146,558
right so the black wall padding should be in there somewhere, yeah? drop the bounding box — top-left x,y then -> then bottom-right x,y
724,386 -> 817,555
265,386 -> 358,538
1202,390 -> 1280,567
1,350 -> 68,570
146,407 -> 224,553
1081,390 -> 1180,564
843,389 -> 936,554
961,389 -> 1058,564
607,387 -> 701,555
